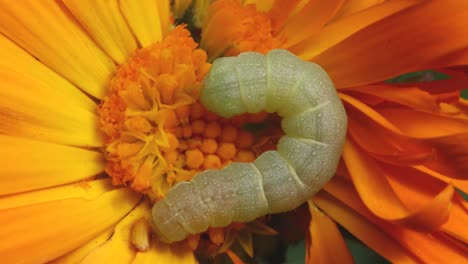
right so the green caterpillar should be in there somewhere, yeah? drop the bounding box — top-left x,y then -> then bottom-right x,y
152,49 -> 347,243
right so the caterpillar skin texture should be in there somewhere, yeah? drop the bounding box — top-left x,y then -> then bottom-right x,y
152,49 -> 347,243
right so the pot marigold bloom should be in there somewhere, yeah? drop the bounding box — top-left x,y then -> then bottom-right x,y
0,0 -> 467,264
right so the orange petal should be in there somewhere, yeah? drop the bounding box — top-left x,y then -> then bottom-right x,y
413,165 -> 468,196
313,191 -> 418,263
306,202 -> 354,264
291,0 -> 421,69
384,167 -> 456,232
434,46 -> 468,68
225,249 -> 246,264
132,242 -> 197,264
0,181 -> 141,264
378,108 -> 468,178
323,177 -> 468,263
442,194 -> 468,244
267,0 -> 301,33
119,0 -> 170,47
343,139 -> 455,230
342,93 -> 468,178
344,84 -> 438,112
0,34 -> 95,112
424,133 -> 468,180
0,135 -> 103,195
281,0 -> 346,48
63,0 -> 138,64
378,108 -> 468,138
0,0 -> 115,98
0,67 -> 103,147
300,0 -> 468,88
330,0 -> 385,21
341,93 -> 434,165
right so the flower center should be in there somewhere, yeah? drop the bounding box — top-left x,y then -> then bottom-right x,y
98,26 -> 278,200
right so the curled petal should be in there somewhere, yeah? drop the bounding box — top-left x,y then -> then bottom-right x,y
323,177 -> 468,263
343,139 -> 454,230
341,93 -> 434,165
313,191 -> 418,263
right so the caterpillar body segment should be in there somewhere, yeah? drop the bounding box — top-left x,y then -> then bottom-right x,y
152,49 -> 347,243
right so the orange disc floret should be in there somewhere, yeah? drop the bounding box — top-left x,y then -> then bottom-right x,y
220,125 -> 238,142
217,142 -> 237,160
203,154 -> 222,169
236,130 -> 255,148
192,119 -> 206,135
186,149 -> 205,169
201,138 -> 218,154
191,102 -> 206,119
205,121 -> 222,138
98,25 -> 211,198
234,150 -> 256,163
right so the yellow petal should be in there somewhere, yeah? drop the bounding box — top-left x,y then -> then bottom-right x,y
80,201 -> 151,264
63,0 -> 138,64
313,191 -> 417,264
0,0 -> 115,98
0,179 -> 113,211
132,242 -> 197,264
173,0 -> 193,18
120,0 -> 170,47
0,182 -> 141,264
50,228 -> 114,264
306,202 -> 354,264
0,67 -> 103,147
0,135 -> 103,195
0,34 -> 95,112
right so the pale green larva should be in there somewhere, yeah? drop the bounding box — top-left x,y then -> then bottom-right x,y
152,49 -> 347,243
